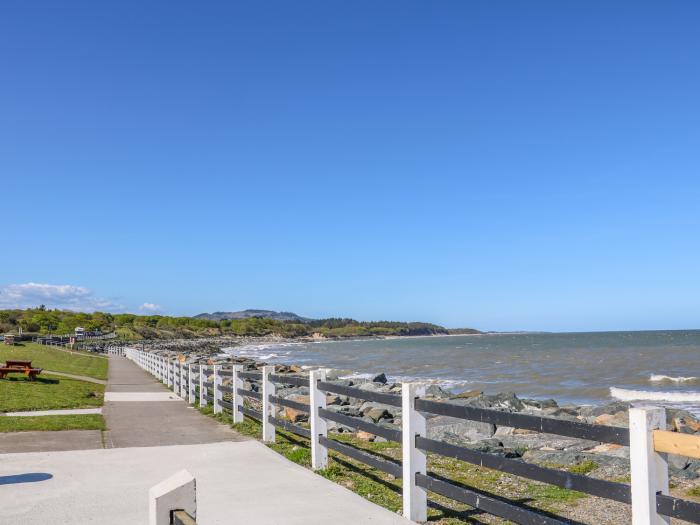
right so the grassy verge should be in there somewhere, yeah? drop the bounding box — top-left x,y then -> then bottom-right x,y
0,342 -> 108,380
200,407 -> 586,524
0,414 -> 105,432
0,374 -> 104,412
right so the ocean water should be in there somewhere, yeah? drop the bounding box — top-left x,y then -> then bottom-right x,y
225,330 -> 700,412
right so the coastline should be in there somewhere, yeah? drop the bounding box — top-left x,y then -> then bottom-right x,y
134,342 -> 700,489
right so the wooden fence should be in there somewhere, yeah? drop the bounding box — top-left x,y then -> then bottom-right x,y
125,347 -> 700,525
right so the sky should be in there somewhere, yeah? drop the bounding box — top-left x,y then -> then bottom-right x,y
1,1 -> 699,332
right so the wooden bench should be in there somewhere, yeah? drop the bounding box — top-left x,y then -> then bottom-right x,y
0,367 -> 43,380
4,360 -> 32,370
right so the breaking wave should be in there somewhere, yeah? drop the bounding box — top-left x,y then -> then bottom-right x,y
610,386 -> 700,403
649,374 -> 699,383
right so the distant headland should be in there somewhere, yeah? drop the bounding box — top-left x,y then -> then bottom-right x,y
0,307 -> 481,341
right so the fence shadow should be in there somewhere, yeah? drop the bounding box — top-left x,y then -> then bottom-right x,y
427,470 -> 588,525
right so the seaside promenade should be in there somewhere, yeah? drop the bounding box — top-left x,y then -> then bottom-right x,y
1,357 -> 411,524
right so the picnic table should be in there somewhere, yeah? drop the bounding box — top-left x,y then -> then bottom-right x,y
5,360 -> 33,369
0,360 -> 43,380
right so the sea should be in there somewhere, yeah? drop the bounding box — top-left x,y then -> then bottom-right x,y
224,330 -> 700,415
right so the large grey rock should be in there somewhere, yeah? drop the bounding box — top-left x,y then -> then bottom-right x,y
325,404 -> 363,418
357,382 -> 388,393
521,398 -> 558,410
359,401 -> 400,418
427,415 -> 495,443
364,407 -> 391,422
522,449 -> 629,471
498,432 -> 597,452
425,384 -> 451,399
372,373 -> 387,384
447,392 -> 524,412
579,401 -> 630,418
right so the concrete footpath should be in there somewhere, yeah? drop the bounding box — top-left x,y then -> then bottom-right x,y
0,357 -> 413,524
1,441 -> 411,524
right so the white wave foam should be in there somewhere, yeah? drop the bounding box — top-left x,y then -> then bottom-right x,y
338,372 -> 375,381
649,374 -> 699,383
610,387 -> 700,403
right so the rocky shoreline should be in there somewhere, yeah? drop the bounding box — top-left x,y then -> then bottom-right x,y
141,340 -> 700,485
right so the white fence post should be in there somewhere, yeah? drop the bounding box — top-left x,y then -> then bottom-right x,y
188,364 -> 195,404
199,366 -> 207,407
213,365 -> 222,414
232,365 -> 244,423
262,365 -> 276,442
181,361 -> 187,398
148,469 -> 196,525
630,406 -> 670,525
167,360 -> 173,388
161,357 -> 167,384
402,382 -> 427,522
310,369 -> 328,470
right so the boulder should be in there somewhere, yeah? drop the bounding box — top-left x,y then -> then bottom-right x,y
498,432 -> 597,452
364,407 -> 391,422
449,392 -> 524,412
357,382 -> 386,393
579,401 -> 630,418
521,398 -> 558,410
326,404 -> 363,418
424,384 -> 451,399
523,449 -> 629,472
593,411 -> 629,428
588,443 -> 629,459
494,426 -> 515,437
326,394 -> 342,406
673,415 -> 700,434
359,401 -> 399,418
283,394 -> 310,423
451,390 -> 483,400
427,415 -> 496,443
372,373 -> 388,384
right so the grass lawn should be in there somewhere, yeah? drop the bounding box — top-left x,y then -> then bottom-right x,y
0,374 -> 104,412
0,414 -> 105,432
0,342 -> 108,380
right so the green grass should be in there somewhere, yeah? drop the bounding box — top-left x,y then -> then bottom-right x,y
0,414 -> 105,432
688,486 -> 700,499
568,460 -> 599,475
0,374 -> 104,412
1,342 -> 108,380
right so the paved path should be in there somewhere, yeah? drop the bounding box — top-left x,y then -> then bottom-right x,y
0,357 -> 242,453
43,370 -> 107,384
102,357 -> 246,448
0,429 -> 104,453
1,441 -> 411,525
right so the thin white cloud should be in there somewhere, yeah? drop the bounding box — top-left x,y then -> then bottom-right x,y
0,282 -> 124,312
139,302 -> 162,312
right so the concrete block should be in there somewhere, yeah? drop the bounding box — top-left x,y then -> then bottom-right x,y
148,469 -> 196,525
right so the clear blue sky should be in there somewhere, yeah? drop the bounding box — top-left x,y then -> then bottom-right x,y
2,1 -> 699,332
